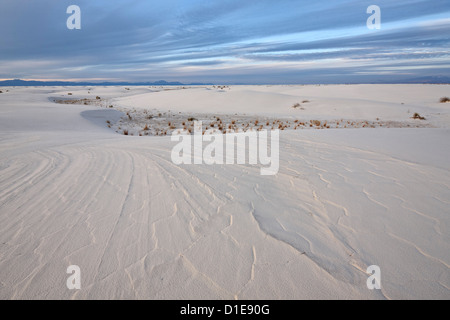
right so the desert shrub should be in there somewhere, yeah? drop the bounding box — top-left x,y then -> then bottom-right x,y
440,97 -> 450,103
96,96 -> 101,100
302,100 -> 310,103
412,113 -> 426,120
123,129 -> 129,135
312,120 -> 321,126
292,103 -> 301,109
188,117 -> 197,122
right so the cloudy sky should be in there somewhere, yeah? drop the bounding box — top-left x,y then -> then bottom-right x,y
1,0 -> 449,84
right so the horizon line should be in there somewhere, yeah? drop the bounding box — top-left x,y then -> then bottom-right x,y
1,78 -> 450,86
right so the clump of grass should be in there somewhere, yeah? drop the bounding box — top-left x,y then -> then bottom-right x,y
412,113 -> 426,120
123,129 -> 129,135
188,117 -> 197,122
96,96 -> 101,100
440,97 -> 450,103
311,120 -> 321,126
292,103 -> 301,109
143,124 -> 149,131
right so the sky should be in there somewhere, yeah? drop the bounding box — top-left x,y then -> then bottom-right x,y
1,0 -> 449,84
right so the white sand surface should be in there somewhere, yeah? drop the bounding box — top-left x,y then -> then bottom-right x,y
0,85 -> 449,299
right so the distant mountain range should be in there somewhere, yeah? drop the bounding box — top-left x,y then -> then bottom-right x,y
0,79 -> 213,87
398,76 -> 450,84
0,77 -> 449,86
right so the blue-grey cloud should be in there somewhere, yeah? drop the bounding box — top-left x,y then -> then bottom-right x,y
0,0 -> 449,83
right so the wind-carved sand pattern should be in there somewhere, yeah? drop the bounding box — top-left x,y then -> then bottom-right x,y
1,85 -> 450,299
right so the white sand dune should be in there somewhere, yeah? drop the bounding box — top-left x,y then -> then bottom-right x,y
0,85 -> 449,299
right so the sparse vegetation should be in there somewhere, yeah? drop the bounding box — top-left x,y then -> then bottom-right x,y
440,97 -> 450,103
292,103 -> 301,109
96,96 -> 101,100
103,102 -> 430,137
412,113 -> 426,120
